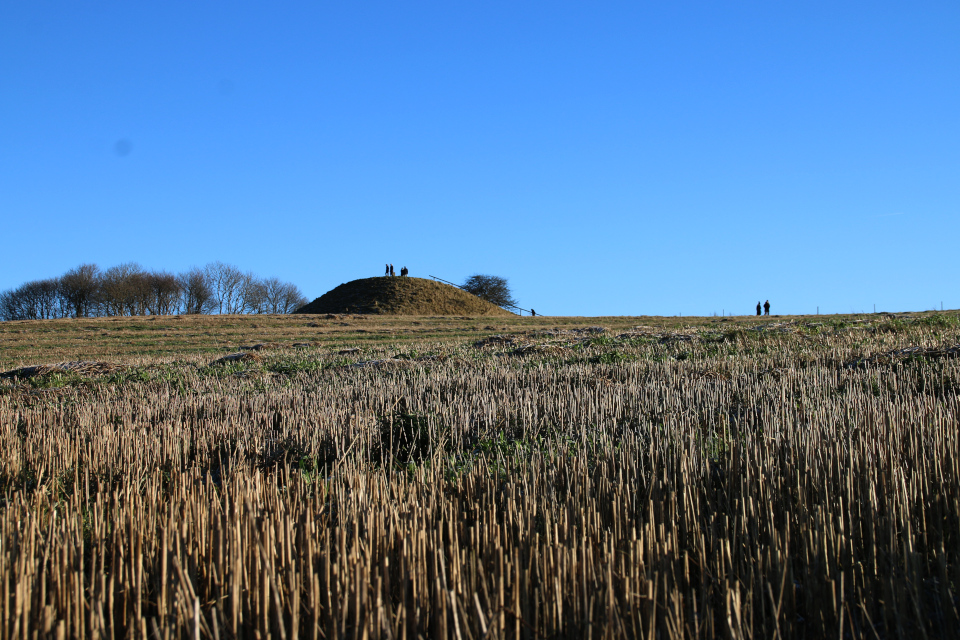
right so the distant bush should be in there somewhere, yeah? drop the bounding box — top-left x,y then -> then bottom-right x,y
461,274 -> 517,309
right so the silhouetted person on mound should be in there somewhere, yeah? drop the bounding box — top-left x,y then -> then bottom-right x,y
764,300 -> 770,315
531,309 -> 536,317
756,302 -> 762,316
400,266 -> 408,277
390,264 -> 395,277
385,264 -> 390,276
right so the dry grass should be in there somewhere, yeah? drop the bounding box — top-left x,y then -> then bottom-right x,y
0,313 -> 655,370
0,310 -> 958,638
0,361 -> 126,380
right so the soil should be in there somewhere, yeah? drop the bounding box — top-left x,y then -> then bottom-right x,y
294,277 -> 516,316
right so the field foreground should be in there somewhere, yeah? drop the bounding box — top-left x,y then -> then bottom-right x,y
1,311 -> 959,638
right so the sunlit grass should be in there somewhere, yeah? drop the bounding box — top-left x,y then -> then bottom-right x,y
0,310 -> 958,637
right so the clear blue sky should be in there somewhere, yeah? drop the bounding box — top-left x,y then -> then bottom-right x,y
2,2 -> 957,316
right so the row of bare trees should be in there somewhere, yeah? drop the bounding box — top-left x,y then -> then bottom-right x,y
0,262 -> 308,320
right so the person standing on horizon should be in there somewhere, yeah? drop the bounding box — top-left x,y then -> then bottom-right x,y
756,301 -> 762,316
390,264 -> 395,277
385,264 -> 390,276
764,300 -> 770,315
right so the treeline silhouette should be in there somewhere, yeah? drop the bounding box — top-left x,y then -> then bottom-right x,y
0,261 -> 307,320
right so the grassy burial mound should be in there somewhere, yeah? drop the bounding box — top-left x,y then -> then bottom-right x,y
295,276 -> 516,316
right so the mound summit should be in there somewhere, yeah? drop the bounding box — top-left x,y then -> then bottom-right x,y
294,277 -> 516,316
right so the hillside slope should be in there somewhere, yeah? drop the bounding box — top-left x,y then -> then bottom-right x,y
294,277 -> 516,316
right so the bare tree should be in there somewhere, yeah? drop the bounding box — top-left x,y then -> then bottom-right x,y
148,271 -> 182,315
238,273 -> 268,314
58,264 -> 101,318
205,262 -> 246,314
4,261 -> 306,318
99,263 -> 145,316
461,274 -> 517,309
0,279 -> 65,320
178,268 -> 215,314
0,289 -> 16,321
95,264 -> 183,316
32,279 -> 63,319
262,277 -> 309,314
128,271 -> 158,316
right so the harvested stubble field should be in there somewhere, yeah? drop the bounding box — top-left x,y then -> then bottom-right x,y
1,311 -> 959,639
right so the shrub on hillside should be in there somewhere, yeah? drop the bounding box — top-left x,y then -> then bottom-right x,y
461,274 -> 517,309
